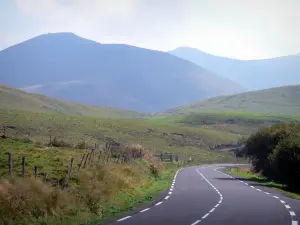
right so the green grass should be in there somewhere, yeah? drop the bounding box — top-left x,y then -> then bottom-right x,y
227,167 -> 300,199
0,108 -> 240,164
165,84 -> 300,115
0,84 -> 142,119
145,111 -> 300,136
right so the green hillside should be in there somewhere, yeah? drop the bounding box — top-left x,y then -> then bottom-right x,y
0,84 -> 142,119
166,84 -> 300,115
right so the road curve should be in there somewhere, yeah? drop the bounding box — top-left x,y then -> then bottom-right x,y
106,164 -> 299,225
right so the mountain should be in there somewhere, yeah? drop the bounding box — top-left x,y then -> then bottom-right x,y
0,84 -> 142,118
165,84 -> 300,115
0,33 -> 245,112
170,47 -> 300,90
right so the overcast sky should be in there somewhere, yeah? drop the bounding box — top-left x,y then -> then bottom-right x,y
1,0 -> 299,59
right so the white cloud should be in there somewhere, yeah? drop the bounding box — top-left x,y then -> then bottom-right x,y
3,0 -> 300,59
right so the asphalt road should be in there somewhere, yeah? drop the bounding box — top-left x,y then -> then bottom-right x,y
107,164 -> 299,225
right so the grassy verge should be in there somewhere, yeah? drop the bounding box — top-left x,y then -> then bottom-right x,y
226,167 -> 300,200
0,137 -> 180,225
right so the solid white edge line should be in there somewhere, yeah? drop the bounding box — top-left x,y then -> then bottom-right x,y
117,216 -> 131,222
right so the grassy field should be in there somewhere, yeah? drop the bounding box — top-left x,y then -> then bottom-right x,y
226,167 -> 300,200
0,108 -> 241,164
146,111 -> 300,136
165,84 -> 300,115
0,84 -> 143,119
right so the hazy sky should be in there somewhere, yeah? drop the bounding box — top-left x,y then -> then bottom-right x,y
1,0 -> 300,59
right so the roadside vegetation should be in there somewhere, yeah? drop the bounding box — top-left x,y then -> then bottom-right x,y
0,137 -> 178,224
230,123 -> 300,198
227,167 -> 300,199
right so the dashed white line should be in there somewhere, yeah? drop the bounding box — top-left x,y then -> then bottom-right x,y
215,203 -> 220,207
117,216 -> 131,222
164,196 -> 170,200
218,167 -> 298,225
140,208 -> 150,213
209,208 -> 215,213
191,220 -> 201,225
168,191 -> 172,195
155,201 -> 163,206
202,213 -> 209,219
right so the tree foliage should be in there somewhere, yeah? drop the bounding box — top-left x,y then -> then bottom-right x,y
245,123 -> 300,191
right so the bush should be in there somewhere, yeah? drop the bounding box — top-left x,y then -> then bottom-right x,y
245,123 -> 298,178
271,136 -> 300,191
245,123 -> 300,191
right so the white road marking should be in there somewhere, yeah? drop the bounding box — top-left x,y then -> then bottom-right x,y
281,200 -> 286,204
117,216 -> 131,222
250,186 -> 255,188
196,168 -> 223,223
202,213 -> 209,219
290,211 -> 296,216
155,201 -> 163,206
256,189 -> 262,192
168,191 -> 172,195
273,196 -> 279,199
140,208 -> 150,213
285,205 -> 291,209
215,203 -> 220,207
191,220 -> 201,225
264,192 -> 270,195
292,221 -> 298,225
164,196 -> 170,200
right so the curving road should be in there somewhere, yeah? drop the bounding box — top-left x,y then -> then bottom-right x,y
106,165 -> 300,225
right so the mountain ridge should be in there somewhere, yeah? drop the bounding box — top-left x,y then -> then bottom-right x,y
0,32 -> 245,112
165,84 -> 300,115
169,47 -> 300,90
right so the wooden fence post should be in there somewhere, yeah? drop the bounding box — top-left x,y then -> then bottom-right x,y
22,156 -> 26,178
78,154 -> 85,171
83,153 -> 89,168
98,151 -> 101,163
34,166 -> 38,179
160,153 -> 163,161
63,158 -> 74,188
170,154 -> 173,162
44,173 -> 47,183
8,152 -> 12,176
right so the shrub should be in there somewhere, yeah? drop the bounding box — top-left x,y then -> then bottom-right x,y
271,136 -> 300,191
245,123 -> 298,178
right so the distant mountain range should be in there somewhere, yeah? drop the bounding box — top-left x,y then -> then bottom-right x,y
170,47 -> 300,90
0,33 -> 244,112
165,84 -> 300,115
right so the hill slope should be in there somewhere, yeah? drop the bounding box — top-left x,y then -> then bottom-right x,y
170,47 -> 300,90
0,33 -> 245,112
165,84 -> 300,115
0,84 -> 142,118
